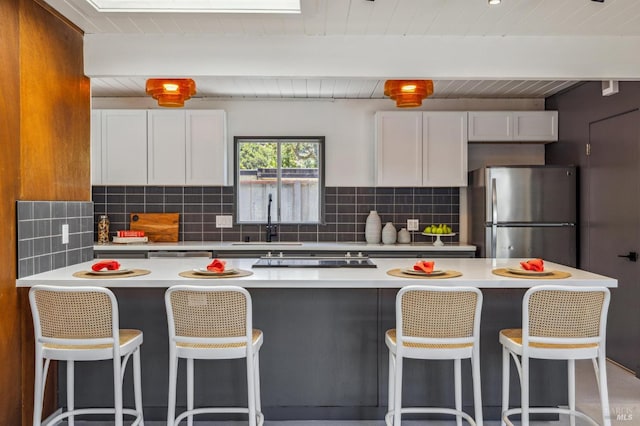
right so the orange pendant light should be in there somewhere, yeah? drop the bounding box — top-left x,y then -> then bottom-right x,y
145,78 -> 196,107
384,80 -> 434,108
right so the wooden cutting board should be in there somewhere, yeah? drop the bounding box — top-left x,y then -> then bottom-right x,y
130,213 -> 179,242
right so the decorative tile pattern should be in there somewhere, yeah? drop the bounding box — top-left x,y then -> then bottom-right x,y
92,186 -> 460,243
16,201 -> 94,278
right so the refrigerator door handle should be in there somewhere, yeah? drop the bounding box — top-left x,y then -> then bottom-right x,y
491,178 -> 498,258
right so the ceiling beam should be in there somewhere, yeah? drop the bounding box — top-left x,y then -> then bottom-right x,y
85,34 -> 640,80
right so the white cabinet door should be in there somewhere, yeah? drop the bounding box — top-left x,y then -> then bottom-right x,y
513,111 -> 558,141
422,112 -> 468,187
91,110 -> 102,185
469,111 -> 558,142
148,110 -> 186,185
375,111 -> 423,187
101,110 -> 147,185
186,110 -> 227,185
468,111 -> 513,142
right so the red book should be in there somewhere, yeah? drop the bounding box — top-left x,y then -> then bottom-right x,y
117,230 -> 145,237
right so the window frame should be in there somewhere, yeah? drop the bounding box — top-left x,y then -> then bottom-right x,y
234,136 -> 325,225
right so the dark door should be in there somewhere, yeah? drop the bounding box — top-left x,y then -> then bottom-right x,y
588,110 -> 640,374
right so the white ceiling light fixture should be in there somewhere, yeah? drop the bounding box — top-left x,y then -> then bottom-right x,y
86,0 -> 301,13
488,0 -> 501,4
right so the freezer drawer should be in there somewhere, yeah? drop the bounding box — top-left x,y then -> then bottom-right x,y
485,225 -> 577,267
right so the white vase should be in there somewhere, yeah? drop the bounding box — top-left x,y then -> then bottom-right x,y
382,222 -> 397,245
365,210 -> 382,244
397,228 -> 411,244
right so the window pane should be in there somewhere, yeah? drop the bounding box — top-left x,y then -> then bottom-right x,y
237,141 -> 277,223
280,141 -> 319,223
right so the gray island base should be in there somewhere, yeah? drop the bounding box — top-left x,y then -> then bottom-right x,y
17,258 -> 616,422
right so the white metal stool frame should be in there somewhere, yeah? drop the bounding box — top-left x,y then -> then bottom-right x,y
500,285 -> 611,426
29,285 -> 144,426
165,285 -> 264,426
385,285 -> 484,426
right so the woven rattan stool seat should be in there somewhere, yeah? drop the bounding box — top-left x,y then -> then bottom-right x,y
177,329 -> 262,349
44,329 -> 142,350
386,329 -> 473,349
500,328 -> 598,350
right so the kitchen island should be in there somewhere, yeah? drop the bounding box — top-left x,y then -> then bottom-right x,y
17,258 -> 616,422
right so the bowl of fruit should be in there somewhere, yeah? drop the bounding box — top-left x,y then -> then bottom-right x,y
421,224 -> 455,246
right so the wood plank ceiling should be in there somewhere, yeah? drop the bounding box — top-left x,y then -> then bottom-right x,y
44,0 -> 640,99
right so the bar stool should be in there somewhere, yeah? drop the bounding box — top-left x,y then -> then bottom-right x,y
165,285 -> 264,426
385,285 -> 484,426
29,285 -> 144,426
500,285 -> 611,426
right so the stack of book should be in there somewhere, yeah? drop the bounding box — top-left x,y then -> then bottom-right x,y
112,230 -> 148,244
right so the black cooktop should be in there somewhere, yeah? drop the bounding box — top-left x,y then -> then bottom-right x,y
252,258 -> 377,268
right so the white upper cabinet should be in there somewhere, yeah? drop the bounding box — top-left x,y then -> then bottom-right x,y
93,109 -> 227,185
468,111 -> 558,142
148,109 -> 227,185
513,111 -> 558,141
375,111 -> 468,187
422,112 -> 468,187
375,111 -> 423,187
100,110 -> 148,185
186,110 -> 227,185
468,111 -> 513,141
148,110 -> 186,185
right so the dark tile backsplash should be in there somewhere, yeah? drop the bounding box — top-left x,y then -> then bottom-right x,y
93,186 -> 459,244
16,201 -> 94,278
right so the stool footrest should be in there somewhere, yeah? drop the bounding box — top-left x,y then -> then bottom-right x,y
503,407 -> 601,426
174,406 -> 264,425
386,407 -> 477,426
48,408 -> 143,425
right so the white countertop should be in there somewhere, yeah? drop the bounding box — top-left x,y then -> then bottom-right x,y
17,258 -> 616,289
94,241 -> 477,252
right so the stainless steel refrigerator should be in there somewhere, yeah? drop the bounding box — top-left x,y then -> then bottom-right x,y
468,165 -> 577,267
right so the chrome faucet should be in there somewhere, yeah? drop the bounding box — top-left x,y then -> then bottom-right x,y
266,193 -> 278,242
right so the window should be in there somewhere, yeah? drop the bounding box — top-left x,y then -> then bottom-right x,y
235,137 -> 324,224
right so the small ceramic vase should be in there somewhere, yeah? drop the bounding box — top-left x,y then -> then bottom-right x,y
397,228 -> 411,244
382,222 -> 397,245
365,210 -> 382,244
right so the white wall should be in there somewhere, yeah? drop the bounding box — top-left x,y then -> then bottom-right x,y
92,97 -> 546,186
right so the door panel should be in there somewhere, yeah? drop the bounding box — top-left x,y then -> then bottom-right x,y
588,110 -> 640,373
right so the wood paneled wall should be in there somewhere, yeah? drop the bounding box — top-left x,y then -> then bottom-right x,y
1,0 -> 24,424
19,0 -> 91,201
0,0 -> 90,424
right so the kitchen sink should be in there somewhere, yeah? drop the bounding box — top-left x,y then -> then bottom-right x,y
252,256 -> 376,268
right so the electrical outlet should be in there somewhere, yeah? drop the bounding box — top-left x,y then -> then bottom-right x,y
216,215 -> 233,228
407,219 -> 419,231
62,224 -> 69,244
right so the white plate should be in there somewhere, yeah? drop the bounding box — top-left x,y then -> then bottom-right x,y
88,268 -> 131,275
506,267 -> 554,276
421,232 -> 456,237
402,268 -> 446,276
193,268 -> 237,276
